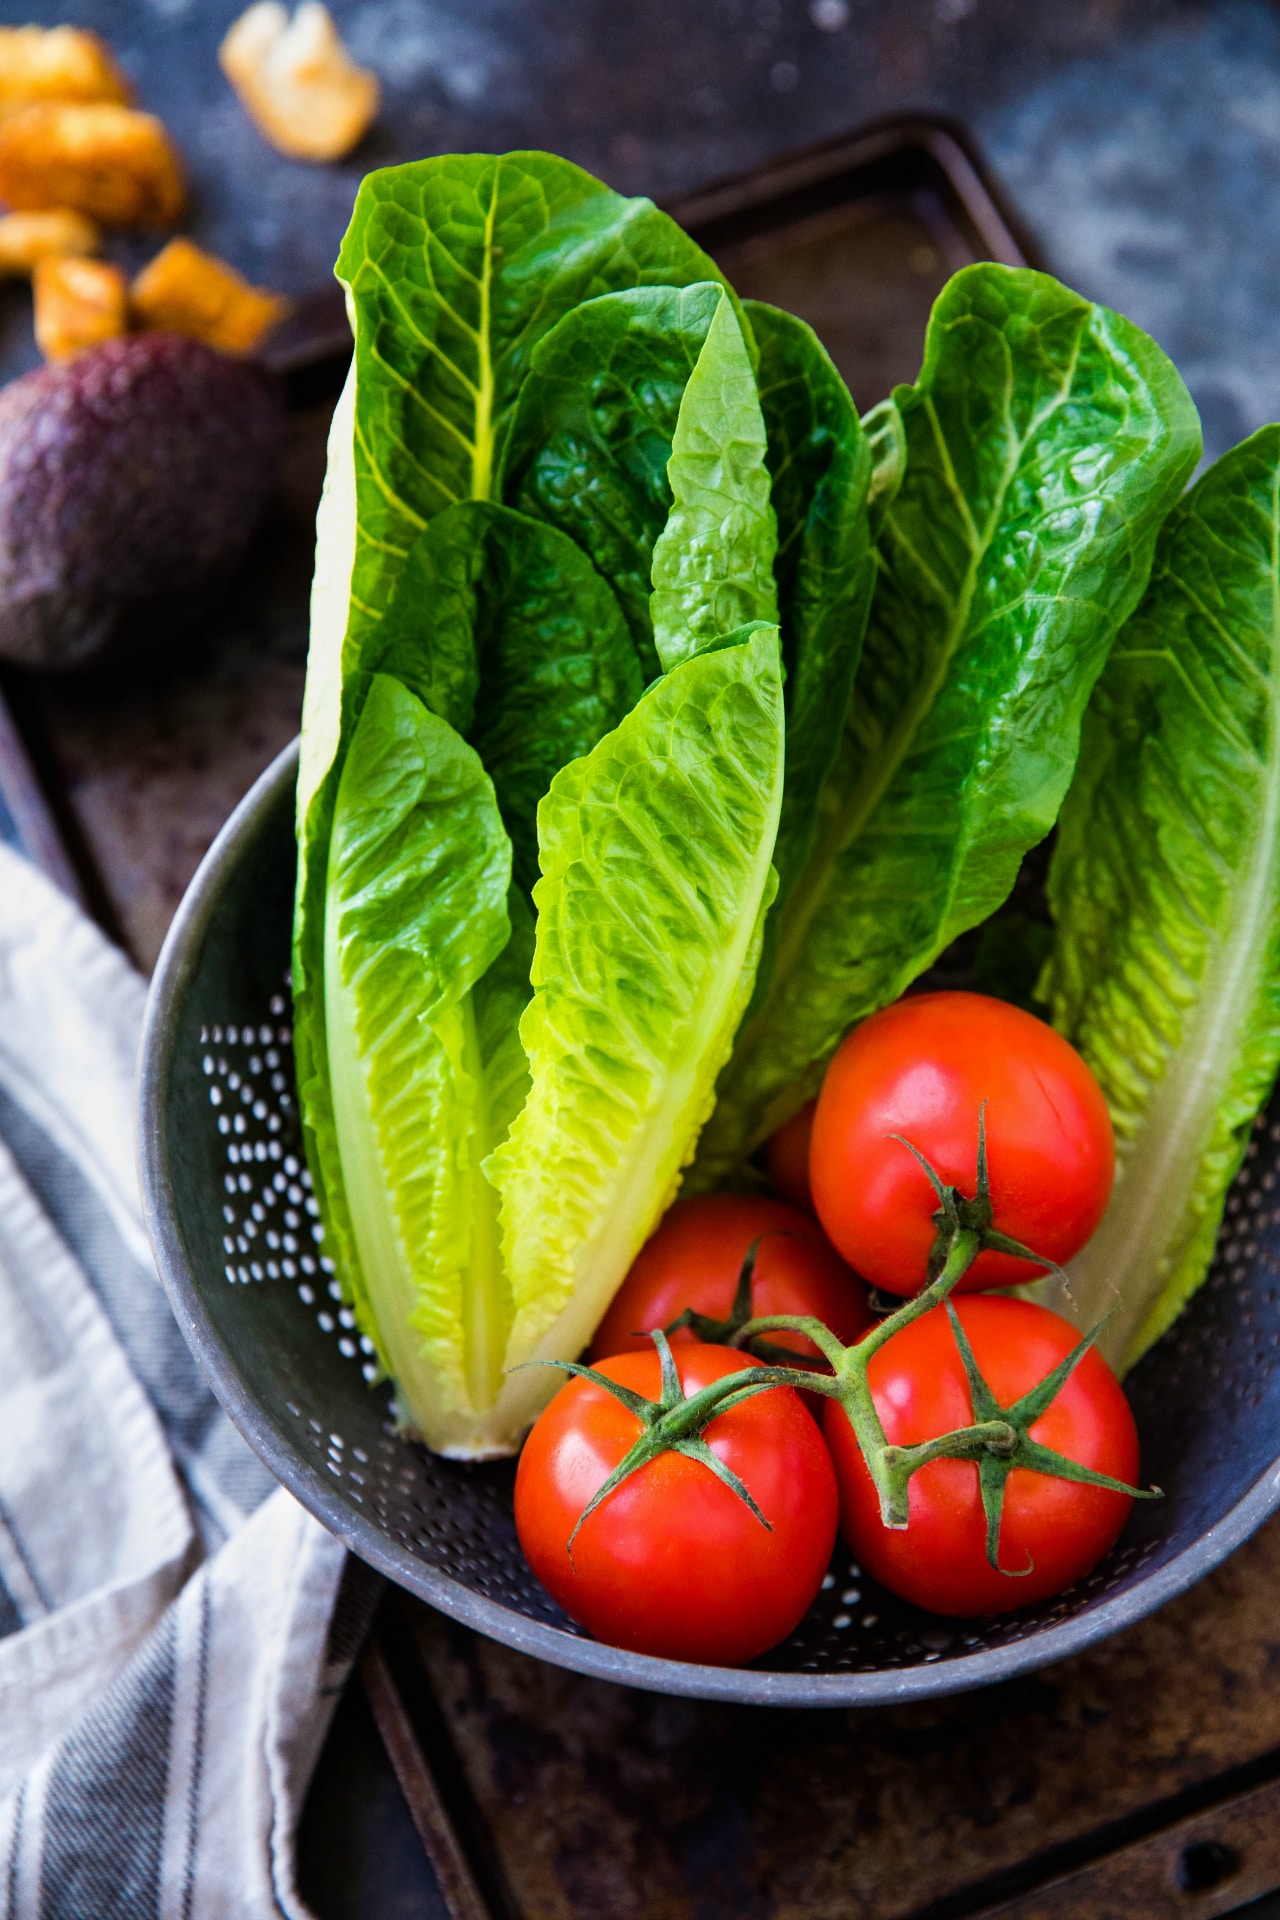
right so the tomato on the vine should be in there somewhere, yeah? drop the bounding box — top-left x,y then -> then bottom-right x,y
590,1192 -> 870,1366
810,990 -> 1115,1294
765,1098 -> 817,1210
825,1296 -> 1138,1616
516,1343 -> 838,1664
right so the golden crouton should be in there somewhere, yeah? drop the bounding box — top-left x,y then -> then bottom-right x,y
132,238 -> 290,355
220,2 -> 379,162
0,208 -> 101,277
0,103 -> 185,227
0,25 -> 131,123
33,255 -> 129,361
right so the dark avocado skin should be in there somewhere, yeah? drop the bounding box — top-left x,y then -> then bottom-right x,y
0,333 -> 285,670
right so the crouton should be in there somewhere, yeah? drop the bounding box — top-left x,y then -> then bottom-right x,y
33,255 -> 129,360
132,238 -> 290,355
0,25 -> 131,123
0,208 -> 101,277
220,2 -> 378,162
0,103 -> 185,227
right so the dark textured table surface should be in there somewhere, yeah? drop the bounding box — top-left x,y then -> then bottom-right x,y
4,0 -> 1280,465
405,1520 -> 1280,1919
7,4 -> 1280,1916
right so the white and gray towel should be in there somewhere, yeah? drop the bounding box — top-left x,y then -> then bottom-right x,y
0,842 -> 375,1919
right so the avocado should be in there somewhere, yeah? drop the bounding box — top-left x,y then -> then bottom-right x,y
0,332 -> 284,669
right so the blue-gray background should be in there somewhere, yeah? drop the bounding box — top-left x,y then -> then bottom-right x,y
1,0 -> 1278,461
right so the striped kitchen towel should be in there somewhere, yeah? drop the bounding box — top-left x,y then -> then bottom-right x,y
0,842 -> 378,1919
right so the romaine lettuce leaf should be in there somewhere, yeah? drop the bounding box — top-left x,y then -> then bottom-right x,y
334,153 -> 730,656
1040,427 -> 1280,1373
743,300 -> 875,908
301,156 -> 725,834
861,395 -> 906,530
299,495 -> 640,1324
650,293 -> 778,667
501,281 -> 725,674
375,501 -> 642,890
324,673 -> 527,1452
484,622 -> 786,1435
504,286 -> 875,901
296,155 -> 729,1295
693,263 -> 1202,1184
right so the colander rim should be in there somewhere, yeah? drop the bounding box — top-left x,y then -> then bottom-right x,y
136,738 -> 1280,1707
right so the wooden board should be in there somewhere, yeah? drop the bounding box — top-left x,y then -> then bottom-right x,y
397,1520 -> 1280,1920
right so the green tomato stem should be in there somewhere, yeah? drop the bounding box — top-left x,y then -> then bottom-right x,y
738,1226 -> 987,1526
547,1114 -> 1154,1565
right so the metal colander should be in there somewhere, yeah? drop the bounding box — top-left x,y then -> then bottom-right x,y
138,739 -> 1280,1706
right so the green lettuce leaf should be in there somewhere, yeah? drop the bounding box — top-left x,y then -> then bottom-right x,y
298,493 -> 640,1316
324,673 -> 528,1453
502,286 -> 882,890
692,263 -> 1202,1185
295,155 -> 728,1290
375,501 -> 643,891
484,622 -> 786,1435
300,155 -> 725,835
334,152 -> 729,655
861,395 -> 906,530
505,286 -> 873,900
650,293 -> 778,668
744,299 -> 875,907
1039,427 -> 1280,1373
500,281 -> 725,675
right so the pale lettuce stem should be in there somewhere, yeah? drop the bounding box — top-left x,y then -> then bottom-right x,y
323,872 -> 437,1411
459,994 -> 514,1410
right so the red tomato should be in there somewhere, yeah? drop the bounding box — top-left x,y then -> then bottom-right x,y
590,1192 -> 870,1366
825,1297 -> 1138,1616
765,1098 -> 817,1209
516,1344 -> 839,1664
810,991 -> 1114,1294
